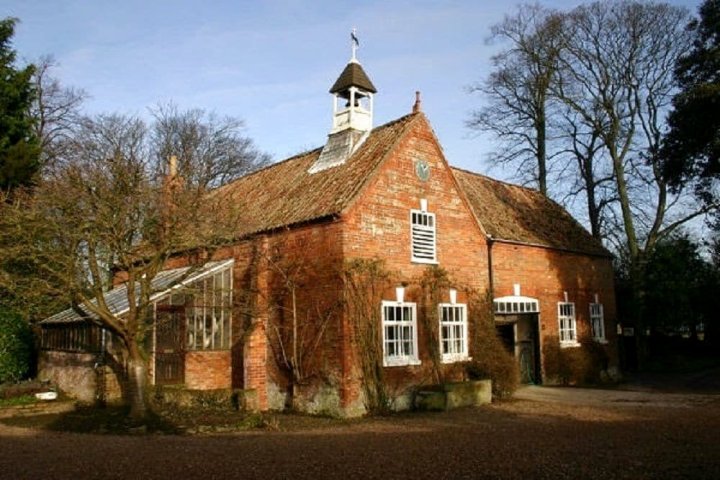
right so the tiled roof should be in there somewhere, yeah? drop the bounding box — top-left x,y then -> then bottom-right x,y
214,113 -> 418,238
216,112 -> 607,256
329,61 -> 377,94
452,168 -> 610,256
41,259 -> 234,325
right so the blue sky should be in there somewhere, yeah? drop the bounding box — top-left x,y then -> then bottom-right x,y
5,0 -> 704,176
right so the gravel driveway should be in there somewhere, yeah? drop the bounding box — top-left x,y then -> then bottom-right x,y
1,387 -> 719,480
515,384 -> 720,408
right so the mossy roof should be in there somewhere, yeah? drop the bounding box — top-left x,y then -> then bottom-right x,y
216,112 -> 607,256
452,167 -> 610,256
213,113 -> 417,238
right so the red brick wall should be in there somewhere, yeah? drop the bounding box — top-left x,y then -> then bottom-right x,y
491,241 -> 619,374
343,115 -> 488,288
340,115 -> 491,407
213,220 -> 346,411
185,351 -> 232,390
261,222 -> 346,410
214,238 -> 269,406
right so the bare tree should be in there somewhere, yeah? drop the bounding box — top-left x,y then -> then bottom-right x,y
468,4 -> 564,195
555,103 -> 616,239
555,2 -> 702,254
1,59 -> 86,318
150,102 -> 270,189
549,1 -> 718,359
29,55 -> 87,173
0,113 -> 251,421
469,2 -> 715,359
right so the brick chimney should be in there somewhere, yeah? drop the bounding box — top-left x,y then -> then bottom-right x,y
412,91 -> 422,113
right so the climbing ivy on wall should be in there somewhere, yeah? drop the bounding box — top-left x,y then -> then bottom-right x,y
419,266 -> 452,384
343,258 -> 394,414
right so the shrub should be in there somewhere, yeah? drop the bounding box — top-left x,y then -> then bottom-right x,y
466,353 -> 520,400
542,337 -> 610,385
466,292 -> 520,399
0,310 -> 33,384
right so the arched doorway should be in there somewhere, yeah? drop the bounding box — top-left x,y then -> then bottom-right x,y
494,291 -> 542,384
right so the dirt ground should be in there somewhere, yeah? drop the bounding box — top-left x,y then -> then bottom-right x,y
1,382 -> 720,480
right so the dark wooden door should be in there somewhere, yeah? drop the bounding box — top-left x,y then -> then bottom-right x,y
519,314 -> 541,385
155,305 -> 185,385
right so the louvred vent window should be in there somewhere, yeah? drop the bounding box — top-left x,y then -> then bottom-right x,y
411,209 -> 437,263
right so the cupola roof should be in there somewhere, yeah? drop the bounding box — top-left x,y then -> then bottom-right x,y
329,61 -> 377,95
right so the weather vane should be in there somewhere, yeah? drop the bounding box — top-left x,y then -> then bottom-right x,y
351,27 -> 359,61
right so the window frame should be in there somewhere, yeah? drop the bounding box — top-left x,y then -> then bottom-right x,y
557,301 -> 579,347
184,267 -> 233,351
438,303 -> 469,363
589,303 -> 606,343
381,300 -> 420,367
410,208 -> 437,264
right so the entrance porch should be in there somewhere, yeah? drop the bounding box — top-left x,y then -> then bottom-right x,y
494,288 -> 542,384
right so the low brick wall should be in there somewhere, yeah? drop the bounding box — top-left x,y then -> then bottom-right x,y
150,386 -> 258,411
415,380 -> 492,411
0,400 -> 76,419
38,351 -> 123,403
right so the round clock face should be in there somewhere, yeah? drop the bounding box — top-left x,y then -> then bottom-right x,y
415,159 -> 430,181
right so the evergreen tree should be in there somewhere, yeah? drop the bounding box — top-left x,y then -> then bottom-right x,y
661,0 -> 720,203
0,17 -> 39,191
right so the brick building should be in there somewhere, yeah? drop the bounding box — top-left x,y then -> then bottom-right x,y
39,49 -> 618,416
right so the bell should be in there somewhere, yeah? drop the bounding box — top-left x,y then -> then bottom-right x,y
341,89 -> 365,107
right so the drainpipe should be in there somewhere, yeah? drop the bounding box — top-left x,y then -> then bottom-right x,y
487,235 -> 495,299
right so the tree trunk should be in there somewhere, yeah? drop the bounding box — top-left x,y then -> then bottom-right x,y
586,184 -> 601,239
126,339 -> 147,422
535,91 -> 548,196
630,254 -> 650,369
582,157 -> 602,240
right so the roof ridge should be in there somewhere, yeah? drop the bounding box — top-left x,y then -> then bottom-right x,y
221,113 -> 420,191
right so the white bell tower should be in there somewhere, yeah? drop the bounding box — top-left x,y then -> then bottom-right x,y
329,29 -> 376,134
309,29 -> 377,174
